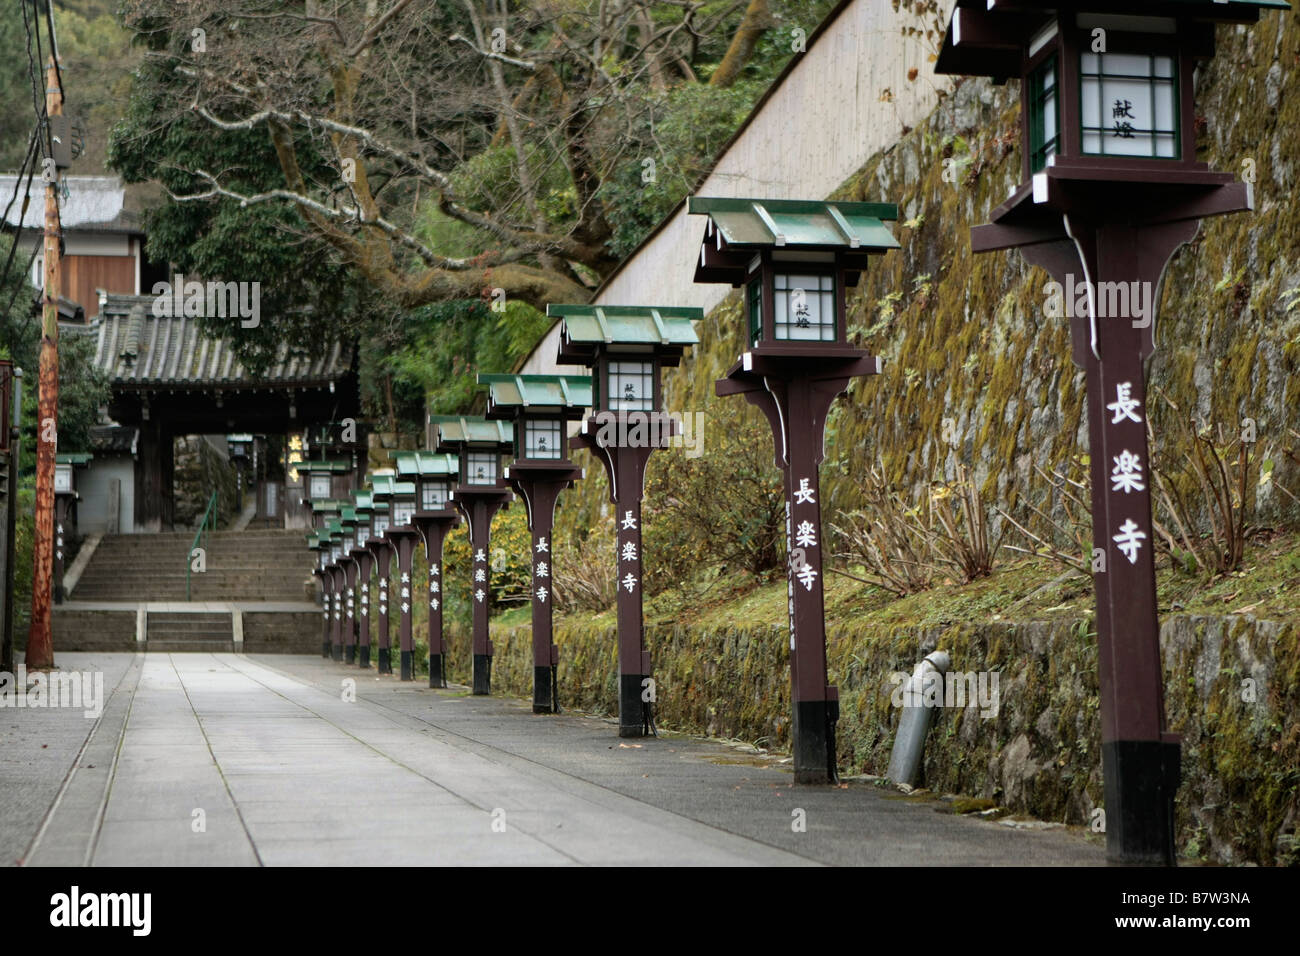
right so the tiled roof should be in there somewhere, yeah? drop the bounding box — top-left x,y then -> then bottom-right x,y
0,175 -> 140,233
84,294 -> 351,388
88,424 -> 139,455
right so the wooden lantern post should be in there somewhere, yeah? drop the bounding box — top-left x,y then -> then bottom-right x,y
338,505 -> 362,665
372,474 -> 418,677
688,197 -> 900,783
347,490 -> 377,669
433,417 -> 514,696
305,497 -> 343,658
362,492 -> 394,672
323,519 -> 347,661
935,0 -> 1287,864
547,305 -> 700,737
394,451 -> 460,689
480,373 -> 592,714
307,531 -> 332,658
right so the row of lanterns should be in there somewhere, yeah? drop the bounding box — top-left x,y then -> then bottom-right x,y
303,198 -> 901,744
300,0 -> 1284,868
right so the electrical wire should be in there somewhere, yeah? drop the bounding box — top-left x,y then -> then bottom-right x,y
21,0 -> 50,160
0,130 -> 41,293
0,130 -> 44,328
43,0 -> 64,108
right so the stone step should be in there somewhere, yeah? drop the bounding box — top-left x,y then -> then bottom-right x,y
145,640 -> 236,653
147,612 -> 233,643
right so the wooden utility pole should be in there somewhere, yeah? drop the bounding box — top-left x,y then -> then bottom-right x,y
26,57 -> 63,670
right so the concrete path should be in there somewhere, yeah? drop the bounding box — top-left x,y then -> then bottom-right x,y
8,653 -> 1105,866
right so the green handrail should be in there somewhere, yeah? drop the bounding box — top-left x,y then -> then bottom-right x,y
186,490 -> 219,601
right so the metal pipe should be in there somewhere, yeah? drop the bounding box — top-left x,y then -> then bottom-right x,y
886,650 -> 951,788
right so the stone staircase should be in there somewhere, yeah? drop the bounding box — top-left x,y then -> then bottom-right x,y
72,529 -> 313,602
53,529 -> 320,653
145,611 -> 235,652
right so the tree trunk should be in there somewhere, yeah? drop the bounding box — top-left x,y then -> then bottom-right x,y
710,0 -> 771,89
26,59 -> 62,670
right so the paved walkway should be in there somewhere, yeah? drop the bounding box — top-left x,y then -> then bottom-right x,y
7,653 -> 1105,866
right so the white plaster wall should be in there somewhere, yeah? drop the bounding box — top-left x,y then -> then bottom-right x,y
77,457 -> 135,535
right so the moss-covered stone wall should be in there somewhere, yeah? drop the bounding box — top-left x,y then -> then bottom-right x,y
464,610 -> 1297,865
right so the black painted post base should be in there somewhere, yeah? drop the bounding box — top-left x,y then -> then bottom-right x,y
331,643 -> 342,662
793,699 -> 839,785
400,650 -> 412,681
428,654 -> 445,689
345,645 -> 356,665
359,647 -> 370,668
532,665 -> 554,714
321,641 -> 330,659
1102,739 -> 1181,865
618,673 -> 652,738
472,654 -> 491,696
377,648 -> 391,674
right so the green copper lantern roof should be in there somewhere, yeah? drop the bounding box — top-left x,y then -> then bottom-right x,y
391,450 -> 459,477
687,197 -> 899,251
351,490 -> 373,513
429,415 -> 513,446
306,497 -> 347,514
299,458 -> 353,473
546,304 -> 701,346
325,518 -> 344,540
338,505 -> 358,526
369,474 -> 416,500
477,373 -> 593,410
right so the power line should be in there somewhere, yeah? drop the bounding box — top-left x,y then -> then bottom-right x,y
42,1 -> 64,108
0,130 -> 42,307
21,0 -> 50,159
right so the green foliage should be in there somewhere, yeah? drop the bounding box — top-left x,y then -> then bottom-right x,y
643,398 -> 785,589
0,235 -> 109,456
448,143 -> 574,234
375,298 -> 550,431
0,2 -> 35,172
597,80 -> 764,258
